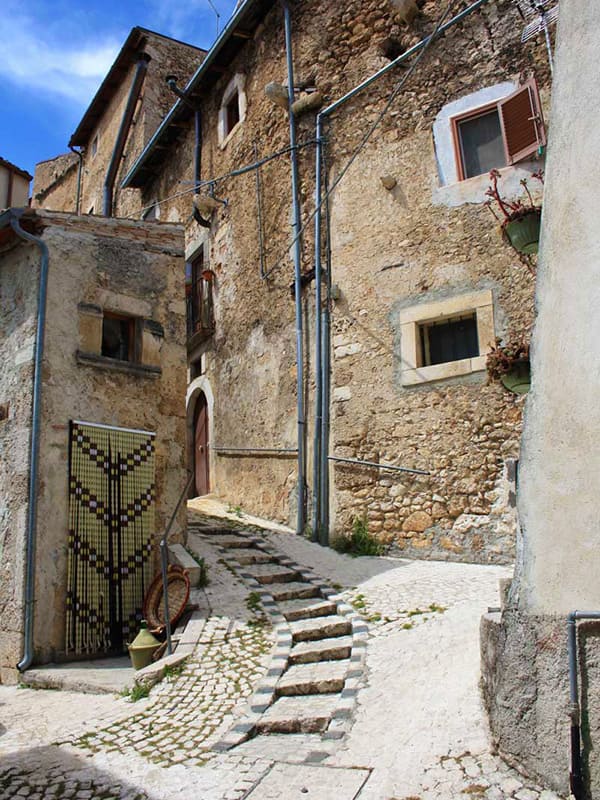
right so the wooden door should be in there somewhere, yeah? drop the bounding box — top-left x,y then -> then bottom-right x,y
194,392 -> 210,496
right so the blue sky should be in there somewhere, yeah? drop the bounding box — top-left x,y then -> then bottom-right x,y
0,0 -> 238,178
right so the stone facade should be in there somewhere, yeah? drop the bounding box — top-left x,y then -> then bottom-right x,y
0,209 -> 187,682
32,28 -> 205,219
125,0 -> 551,563
482,1 -> 600,795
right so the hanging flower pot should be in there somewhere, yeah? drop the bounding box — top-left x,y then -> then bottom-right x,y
503,210 -> 541,255
500,357 -> 531,394
485,169 -> 544,257
486,339 -> 530,394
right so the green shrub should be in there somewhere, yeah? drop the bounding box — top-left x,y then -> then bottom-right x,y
331,516 -> 383,557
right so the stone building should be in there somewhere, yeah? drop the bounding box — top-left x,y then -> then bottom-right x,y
116,0 -> 552,564
0,208 -> 187,682
32,27 -> 206,219
0,157 -> 31,209
482,2 -> 600,796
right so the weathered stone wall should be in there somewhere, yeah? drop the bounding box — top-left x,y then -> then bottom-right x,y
32,33 -> 204,220
482,1 -> 600,793
32,153 -> 79,212
0,235 -> 38,683
0,210 -> 187,677
141,0 -> 549,560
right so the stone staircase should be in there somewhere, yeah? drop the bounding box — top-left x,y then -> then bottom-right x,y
187,518 -> 367,745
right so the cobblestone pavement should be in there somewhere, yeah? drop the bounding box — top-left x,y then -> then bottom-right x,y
0,520 -> 569,799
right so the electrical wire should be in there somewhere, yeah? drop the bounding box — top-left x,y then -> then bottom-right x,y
131,139 -> 318,220
133,0 -> 459,244
263,0 -> 461,277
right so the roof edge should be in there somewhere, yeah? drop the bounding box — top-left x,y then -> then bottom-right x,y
121,0 -> 267,189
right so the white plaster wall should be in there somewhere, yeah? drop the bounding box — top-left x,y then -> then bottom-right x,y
516,0 -> 600,614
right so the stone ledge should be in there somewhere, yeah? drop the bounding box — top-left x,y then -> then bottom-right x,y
76,350 -> 162,378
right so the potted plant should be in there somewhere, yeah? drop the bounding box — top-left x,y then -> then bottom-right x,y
486,337 -> 531,394
485,169 -> 543,255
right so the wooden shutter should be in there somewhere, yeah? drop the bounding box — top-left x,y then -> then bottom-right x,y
498,78 -> 546,164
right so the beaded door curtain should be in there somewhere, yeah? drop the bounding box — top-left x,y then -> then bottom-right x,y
66,421 -> 156,654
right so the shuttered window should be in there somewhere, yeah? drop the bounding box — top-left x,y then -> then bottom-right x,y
451,78 -> 546,181
498,79 -> 546,164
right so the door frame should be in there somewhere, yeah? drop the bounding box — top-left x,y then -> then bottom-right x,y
186,376 -> 215,498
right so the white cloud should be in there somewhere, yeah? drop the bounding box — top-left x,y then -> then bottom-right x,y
0,10 -> 119,106
146,0 -> 239,49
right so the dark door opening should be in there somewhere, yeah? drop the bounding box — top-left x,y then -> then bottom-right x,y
194,392 -> 210,496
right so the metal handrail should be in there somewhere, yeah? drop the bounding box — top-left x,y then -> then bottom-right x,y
159,470 -> 194,655
329,455 -> 430,476
211,445 -> 297,455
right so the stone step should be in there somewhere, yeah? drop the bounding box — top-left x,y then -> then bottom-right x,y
245,563 -> 301,585
268,582 -> 321,602
254,694 -> 339,734
289,635 -> 353,665
231,548 -> 276,566
289,615 -> 352,643
276,659 -> 349,696
209,535 -> 251,549
278,597 -> 338,622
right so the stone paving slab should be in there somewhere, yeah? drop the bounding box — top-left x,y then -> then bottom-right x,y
268,582 -> 320,601
289,615 -> 352,643
22,656 -> 134,695
243,563 -> 300,585
277,659 -> 349,696
230,548 -> 275,565
255,694 -> 341,734
245,763 -> 370,799
289,635 -> 353,664
278,597 -> 338,622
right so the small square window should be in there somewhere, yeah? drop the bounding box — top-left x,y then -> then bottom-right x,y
102,313 -> 134,361
399,290 -> 494,386
419,313 -> 479,367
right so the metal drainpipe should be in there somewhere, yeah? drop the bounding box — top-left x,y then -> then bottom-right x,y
194,111 -> 202,190
311,115 -> 324,542
68,145 -> 83,215
166,77 -> 203,191
567,610 -> 600,799
8,211 -> 50,672
103,53 -> 151,217
282,0 -> 306,536
311,0 -> 493,545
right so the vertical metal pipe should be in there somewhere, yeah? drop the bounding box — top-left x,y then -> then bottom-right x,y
568,613 -> 583,799
282,0 -> 306,535
69,145 -> 83,215
10,212 -> 50,672
194,111 -> 202,190
311,115 -> 324,541
319,165 -> 333,543
160,541 -> 172,655
103,53 -> 150,217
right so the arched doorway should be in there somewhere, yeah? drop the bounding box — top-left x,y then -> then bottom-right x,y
194,391 -> 210,496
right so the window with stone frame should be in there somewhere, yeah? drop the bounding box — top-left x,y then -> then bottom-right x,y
398,290 -> 494,386
218,74 -> 247,146
76,302 -> 163,375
